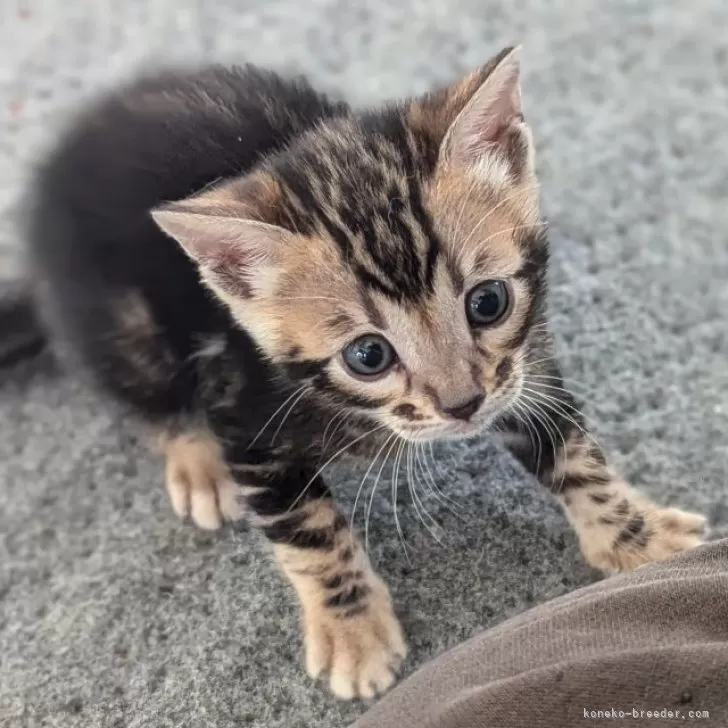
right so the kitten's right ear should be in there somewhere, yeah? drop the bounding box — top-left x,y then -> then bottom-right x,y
408,46 -> 533,181
151,175 -> 291,299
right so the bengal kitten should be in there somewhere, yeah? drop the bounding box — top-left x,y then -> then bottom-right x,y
27,48 -> 706,699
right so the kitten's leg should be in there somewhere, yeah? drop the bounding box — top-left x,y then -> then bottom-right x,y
503,370 -> 706,572
239,460 -> 406,699
155,428 -> 244,530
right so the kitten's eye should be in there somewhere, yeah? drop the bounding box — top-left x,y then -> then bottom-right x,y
466,280 -> 510,326
342,335 -> 396,377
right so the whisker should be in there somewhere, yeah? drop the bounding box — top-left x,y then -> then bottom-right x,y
521,386 -> 603,454
519,395 -> 560,472
523,360 -> 605,394
427,441 -> 461,481
525,373 -> 596,395
519,394 -> 569,494
391,439 -> 412,562
416,442 -> 465,517
350,431 -> 398,535
407,444 -> 444,543
521,384 -> 585,418
246,384 -> 309,450
509,399 -> 543,476
280,296 -> 343,302
455,182 -> 542,266
269,385 -> 313,445
324,409 -> 361,455
413,444 -> 451,513
459,221 -> 547,267
524,380 -> 605,410
365,434 -> 401,556
451,172 -> 480,243
289,423 -> 388,512
320,409 -> 349,453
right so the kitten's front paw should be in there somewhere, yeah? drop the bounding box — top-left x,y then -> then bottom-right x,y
303,580 -> 407,700
163,435 -> 244,530
581,504 -> 707,573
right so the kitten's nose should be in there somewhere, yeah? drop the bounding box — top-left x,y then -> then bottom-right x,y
442,393 -> 485,422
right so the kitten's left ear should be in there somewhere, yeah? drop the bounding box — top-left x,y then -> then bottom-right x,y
409,46 -> 534,180
151,174 -> 291,300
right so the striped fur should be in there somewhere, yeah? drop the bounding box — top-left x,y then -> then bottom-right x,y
26,49 -> 705,699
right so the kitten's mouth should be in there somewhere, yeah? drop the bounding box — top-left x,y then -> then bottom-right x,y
395,383 -> 523,443
397,417 -> 489,442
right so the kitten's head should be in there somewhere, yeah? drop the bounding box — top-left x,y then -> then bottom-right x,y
153,47 -> 548,442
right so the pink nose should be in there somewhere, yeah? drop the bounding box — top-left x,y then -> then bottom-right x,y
442,393 -> 485,421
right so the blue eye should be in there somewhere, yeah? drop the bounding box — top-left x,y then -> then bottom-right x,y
466,280 -> 510,326
342,335 -> 395,377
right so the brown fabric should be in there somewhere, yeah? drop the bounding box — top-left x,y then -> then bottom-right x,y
352,540 -> 728,728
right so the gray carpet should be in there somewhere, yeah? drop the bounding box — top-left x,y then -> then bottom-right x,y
2,2 -> 727,727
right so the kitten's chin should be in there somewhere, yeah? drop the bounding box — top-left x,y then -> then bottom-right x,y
395,417 -> 492,443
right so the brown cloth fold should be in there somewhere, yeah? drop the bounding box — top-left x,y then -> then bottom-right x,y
352,540 -> 728,728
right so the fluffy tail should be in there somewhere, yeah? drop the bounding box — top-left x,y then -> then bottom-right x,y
0,280 -> 46,368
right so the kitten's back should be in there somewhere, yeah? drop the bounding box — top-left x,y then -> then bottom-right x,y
25,65 -> 348,413
28,65 -> 348,282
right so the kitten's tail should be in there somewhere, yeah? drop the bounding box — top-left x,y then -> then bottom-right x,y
0,280 -> 46,368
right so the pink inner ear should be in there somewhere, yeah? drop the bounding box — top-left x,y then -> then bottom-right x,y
463,112 -> 509,154
152,208 -> 288,299
209,259 -> 253,298
191,237 -> 257,298
193,235 -> 263,299
448,52 -> 523,160
191,236 -> 244,268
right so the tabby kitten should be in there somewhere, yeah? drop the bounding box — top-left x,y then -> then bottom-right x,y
27,47 -> 706,699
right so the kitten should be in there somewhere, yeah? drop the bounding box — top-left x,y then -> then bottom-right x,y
26,47 -> 706,699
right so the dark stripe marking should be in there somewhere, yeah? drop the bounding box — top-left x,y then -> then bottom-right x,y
589,492 -> 613,505
495,357 -> 513,387
324,583 -> 371,608
263,522 -> 336,550
359,288 -> 387,330
616,514 -> 646,544
321,570 -> 363,590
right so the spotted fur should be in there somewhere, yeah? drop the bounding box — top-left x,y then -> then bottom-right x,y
26,48 -> 705,699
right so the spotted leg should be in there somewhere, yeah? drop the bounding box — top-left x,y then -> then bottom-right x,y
502,369 -> 707,572
234,459 -> 406,699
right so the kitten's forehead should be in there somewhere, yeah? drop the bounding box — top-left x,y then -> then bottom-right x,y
426,167 -> 539,280
269,114 -> 444,303
268,111 -> 538,306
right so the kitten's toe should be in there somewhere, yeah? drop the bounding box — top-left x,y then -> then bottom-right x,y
216,479 -> 246,522
303,580 -> 406,700
304,616 -> 330,679
166,472 -> 244,530
658,507 -> 707,536
162,433 -> 244,530
188,480 -> 223,530
582,503 -> 707,573
165,471 -> 220,529
165,473 -> 192,521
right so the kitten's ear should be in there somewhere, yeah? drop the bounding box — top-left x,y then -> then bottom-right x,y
151,175 -> 291,299
409,46 -> 533,179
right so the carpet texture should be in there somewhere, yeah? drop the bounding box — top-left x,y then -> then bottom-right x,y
1,2 -> 727,727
